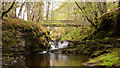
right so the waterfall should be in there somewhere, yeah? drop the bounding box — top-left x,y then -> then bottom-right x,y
49,41 -> 69,50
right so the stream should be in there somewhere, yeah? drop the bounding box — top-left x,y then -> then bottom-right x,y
24,53 -> 89,66
3,53 -> 90,67
2,41 -> 91,67
49,41 -> 69,50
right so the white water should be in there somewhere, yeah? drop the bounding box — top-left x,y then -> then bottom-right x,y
49,41 -> 69,50
38,41 -> 69,54
38,50 -> 47,54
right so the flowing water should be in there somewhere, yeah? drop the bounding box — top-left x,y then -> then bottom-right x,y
49,41 -> 69,50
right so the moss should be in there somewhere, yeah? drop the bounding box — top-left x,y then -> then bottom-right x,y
2,17 -> 50,53
85,49 -> 120,67
32,48 -> 44,52
86,8 -> 120,40
57,27 -> 89,41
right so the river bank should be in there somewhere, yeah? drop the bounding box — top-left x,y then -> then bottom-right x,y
2,53 -> 91,67
2,17 -> 50,54
2,17 -> 120,67
51,39 -> 120,67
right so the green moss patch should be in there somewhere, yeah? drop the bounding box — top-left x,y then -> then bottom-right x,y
84,49 -> 120,67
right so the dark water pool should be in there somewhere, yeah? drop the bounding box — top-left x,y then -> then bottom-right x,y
3,53 -> 90,67
25,53 -> 89,66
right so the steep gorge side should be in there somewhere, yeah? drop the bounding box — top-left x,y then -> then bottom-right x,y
51,7 -> 120,67
2,17 -> 50,54
86,7 -> 120,40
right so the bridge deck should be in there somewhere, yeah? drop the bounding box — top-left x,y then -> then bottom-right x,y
42,20 -> 79,23
40,24 -> 82,27
39,20 -> 82,27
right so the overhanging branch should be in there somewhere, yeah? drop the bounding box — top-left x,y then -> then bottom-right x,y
1,2 -> 15,19
75,1 -> 98,30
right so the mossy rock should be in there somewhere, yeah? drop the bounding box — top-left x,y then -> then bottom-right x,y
84,49 -> 120,67
2,17 -> 50,53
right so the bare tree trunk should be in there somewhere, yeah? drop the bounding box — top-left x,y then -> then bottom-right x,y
51,1 -> 53,20
37,9 -> 41,22
103,2 -> 107,13
2,2 -> 4,11
31,3 -> 35,21
46,2 -> 51,20
18,2 -> 25,18
1,2 -> 5,17
98,2 -> 107,15
36,2 -> 44,22
32,15 -> 34,21
1,2 -> 15,19
14,3 -> 17,18
26,3 -> 31,20
75,2 -> 98,30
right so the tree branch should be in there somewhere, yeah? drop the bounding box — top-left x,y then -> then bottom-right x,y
98,7 -> 120,18
1,2 -> 15,19
74,1 -> 98,30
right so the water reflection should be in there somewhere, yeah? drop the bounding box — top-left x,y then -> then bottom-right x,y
25,53 -> 89,66
50,53 -> 89,66
50,53 -> 68,66
25,54 -> 50,66
3,53 -> 90,67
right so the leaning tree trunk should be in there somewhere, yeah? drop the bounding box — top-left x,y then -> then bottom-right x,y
75,2 -> 98,30
1,2 -> 15,19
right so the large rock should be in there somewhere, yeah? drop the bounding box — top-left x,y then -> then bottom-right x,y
2,17 -> 50,54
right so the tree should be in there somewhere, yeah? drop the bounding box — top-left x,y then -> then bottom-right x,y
1,2 -> 15,19
25,2 -> 44,21
115,1 -> 120,36
2,2 -> 5,12
75,2 -> 98,30
36,2 -> 44,22
18,2 -> 25,18
46,1 -> 51,20
26,2 -> 31,21
98,2 -> 107,15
